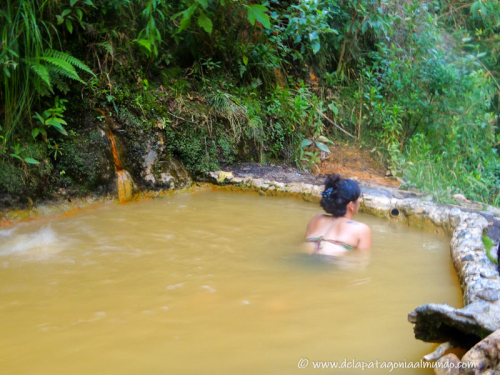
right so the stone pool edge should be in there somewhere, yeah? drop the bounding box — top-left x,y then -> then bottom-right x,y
0,185 -> 210,226
202,170 -> 500,348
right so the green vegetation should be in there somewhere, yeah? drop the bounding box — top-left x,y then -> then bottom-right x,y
483,234 -> 498,264
1,0 -> 499,204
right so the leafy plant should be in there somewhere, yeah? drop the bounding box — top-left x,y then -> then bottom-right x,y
56,0 -> 96,34
0,1 -> 94,146
283,0 -> 338,55
10,140 -> 40,165
301,135 -> 334,154
32,96 -> 69,141
300,135 -> 334,171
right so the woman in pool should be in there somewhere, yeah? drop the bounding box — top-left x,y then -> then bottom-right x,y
305,174 -> 371,256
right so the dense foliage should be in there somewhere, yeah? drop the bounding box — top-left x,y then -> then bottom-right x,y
1,0 -> 499,204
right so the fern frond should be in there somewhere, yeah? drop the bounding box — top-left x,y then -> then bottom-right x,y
43,49 -> 95,77
32,76 -> 51,97
51,74 -> 70,93
46,63 -> 74,81
28,61 -> 52,93
40,56 -> 83,82
97,42 -> 114,57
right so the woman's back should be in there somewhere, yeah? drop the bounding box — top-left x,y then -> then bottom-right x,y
305,214 -> 370,256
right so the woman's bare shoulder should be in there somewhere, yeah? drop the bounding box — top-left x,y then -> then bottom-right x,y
345,220 -> 371,232
306,214 -> 329,236
310,213 -> 334,225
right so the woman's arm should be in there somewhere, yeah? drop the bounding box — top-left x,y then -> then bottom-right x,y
356,224 -> 372,251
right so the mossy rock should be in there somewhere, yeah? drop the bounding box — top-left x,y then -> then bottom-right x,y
148,155 -> 192,189
56,129 -> 115,195
0,142 -> 52,204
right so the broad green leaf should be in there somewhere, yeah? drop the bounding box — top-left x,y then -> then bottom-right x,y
198,12 -> 213,34
24,158 -> 40,165
239,64 -> 246,77
134,39 -> 152,52
317,136 -> 330,143
46,118 -> 62,127
309,31 -> 318,41
315,141 -> 331,153
171,10 -> 184,20
70,0 -> 78,6
3,66 -> 10,77
362,21 -> 368,34
66,19 -> 73,33
10,154 -> 23,161
49,121 -> 68,135
313,42 -> 320,54
76,9 -> 83,21
33,112 -> 46,124
195,0 -> 208,8
477,52 -> 487,58
32,128 -> 40,138
62,9 -> 72,17
177,5 -> 197,33
301,139 -> 313,148
328,103 -> 339,116
178,15 -> 192,33
247,4 -> 271,29
471,1 -> 479,14
56,15 -> 64,24
242,55 -> 248,66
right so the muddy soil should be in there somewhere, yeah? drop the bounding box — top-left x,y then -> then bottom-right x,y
315,143 -> 400,188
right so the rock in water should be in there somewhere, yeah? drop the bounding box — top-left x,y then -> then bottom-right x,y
435,353 -> 460,375
460,329 -> 500,374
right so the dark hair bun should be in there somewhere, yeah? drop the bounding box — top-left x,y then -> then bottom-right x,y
320,173 -> 361,217
324,174 -> 341,190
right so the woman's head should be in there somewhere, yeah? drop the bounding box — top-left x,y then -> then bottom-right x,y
320,174 -> 361,217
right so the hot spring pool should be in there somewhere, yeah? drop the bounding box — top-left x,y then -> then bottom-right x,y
0,190 -> 461,374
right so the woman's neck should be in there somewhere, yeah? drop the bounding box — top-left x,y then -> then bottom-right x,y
341,212 -> 354,220
330,212 -> 354,220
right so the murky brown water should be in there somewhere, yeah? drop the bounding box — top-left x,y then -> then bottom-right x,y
0,190 -> 461,374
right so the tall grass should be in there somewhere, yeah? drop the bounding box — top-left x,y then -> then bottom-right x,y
1,0 -> 93,147
1,1 -> 45,144
402,147 -> 500,205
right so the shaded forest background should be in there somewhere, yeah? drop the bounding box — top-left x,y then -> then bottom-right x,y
1,0 -> 499,204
